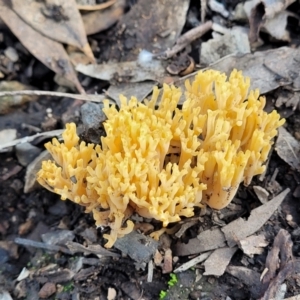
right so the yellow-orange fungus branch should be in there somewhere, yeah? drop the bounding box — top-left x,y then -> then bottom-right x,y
37,69 -> 285,248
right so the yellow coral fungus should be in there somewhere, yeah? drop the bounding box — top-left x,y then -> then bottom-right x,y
37,69 -> 285,248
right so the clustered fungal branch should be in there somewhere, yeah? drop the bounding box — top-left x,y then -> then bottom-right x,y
37,69 -> 285,248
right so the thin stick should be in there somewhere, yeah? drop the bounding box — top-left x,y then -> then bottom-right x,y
162,21 -> 213,59
15,237 -> 73,255
0,90 -> 105,102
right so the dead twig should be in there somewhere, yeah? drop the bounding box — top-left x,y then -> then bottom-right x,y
260,229 -> 294,300
161,21 -> 212,59
0,90 -> 104,102
14,237 -> 73,255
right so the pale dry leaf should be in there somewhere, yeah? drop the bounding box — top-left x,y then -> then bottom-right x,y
253,185 -> 269,204
239,234 -> 269,257
24,150 -> 52,193
11,0 -> 95,61
204,247 -> 238,276
174,251 -> 212,273
106,81 -> 156,107
221,188 -> 290,247
244,0 -> 297,43
177,46 -> 300,102
0,129 -> 63,152
275,127 -> 300,171
76,59 -> 168,84
201,26 -> 250,65
0,4 -> 84,93
173,228 -> 226,256
261,0 -> 296,19
82,0 -> 125,35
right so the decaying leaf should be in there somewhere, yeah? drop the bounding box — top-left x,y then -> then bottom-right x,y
244,0 -> 297,43
82,0 -> 125,35
106,82 -> 156,107
0,4 -> 84,93
174,251 -> 212,273
239,234 -> 269,257
222,189 -> 290,247
275,91 -> 300,111
173,228 -> 226,256
204,247 -> 238,276
276,127 -> 300,171
178,47 -> 300,100
201,26 -> 250,65
253,186 -> 270,204
24,150 -> 52,193
76,59 -> 168,84
11,0 -> 94,61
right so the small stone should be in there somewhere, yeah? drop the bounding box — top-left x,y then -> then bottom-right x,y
114,231 -> 158,264
80,102 -> 106,144
4,47 -> 19,62
15,143 -> 42,167
189,290 -> 202,300
9,179 -> 23,193
48,200 -> 68,216
0,248 -> 9,264
38,282 -> 56,299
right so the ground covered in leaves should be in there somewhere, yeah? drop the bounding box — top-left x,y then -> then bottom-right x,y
1,0 -> 300,299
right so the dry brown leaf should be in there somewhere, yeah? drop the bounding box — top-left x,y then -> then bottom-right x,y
11,0 -> 94,62
0,4 -> 84,93
276,127 -> 300,171
82,0 -> 125,35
